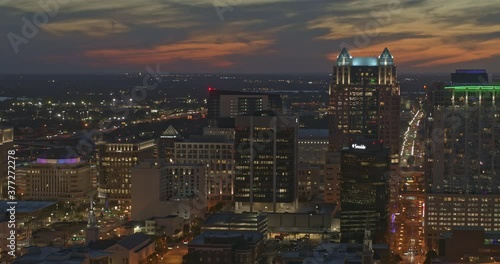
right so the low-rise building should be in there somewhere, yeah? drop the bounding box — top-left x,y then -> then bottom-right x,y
202,213 -> 267,234
15,232 -> 155,264
21,149 -> 94,203
14,246 -> 111,264
267,204 -> 340,241
439,227 -> 500,262
187,231 -> 264,264
120,216 -> 186,237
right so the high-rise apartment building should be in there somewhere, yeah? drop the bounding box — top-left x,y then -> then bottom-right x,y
0,127 -> 14,198
329,48 -> 400,161
207,88 -> 283,127
425,69 -> 500,249
96,139 -> 155,207
234,111 -> 298,213
340,141 -> 390,243
429,85 -> 500,193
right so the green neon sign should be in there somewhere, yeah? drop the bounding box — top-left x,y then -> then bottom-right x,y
445,86 -> 500,91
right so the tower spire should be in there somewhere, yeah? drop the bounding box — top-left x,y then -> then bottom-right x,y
378,47 -> 394,65
87,196 -> 97,228
362,216 -> 374,264
86,196 -> 99,244
337,48 -> 352,66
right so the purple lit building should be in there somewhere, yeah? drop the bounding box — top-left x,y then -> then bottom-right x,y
21,148 -> 95,203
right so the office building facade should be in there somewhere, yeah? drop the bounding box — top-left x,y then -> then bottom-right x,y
131,160 -> 206,221
207,88 -> 283,127
340,141 -> 390,243
174,135 -> 234,201
96,139 -> 155,207
234,112 -> 298,213
22,149 -> 94,203
328,48 -> 400,161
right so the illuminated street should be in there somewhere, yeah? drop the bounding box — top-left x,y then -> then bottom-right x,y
393,106 -> 427,264
159,244 -> 188,264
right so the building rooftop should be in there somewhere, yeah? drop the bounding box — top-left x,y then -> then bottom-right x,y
337,47 -> 394,67
98,137 -> 155,144
185,135 -> 231,143
294,203 -> 337,215
352,57 -> 378,66
445,85 -> 500,90
209,89 -> 278,97
280,242 -> 388,264
37,148 -> 80,160
298,129 -> 329,139
440,227 -> 500,240
0,201 -> 55,214
117,232 -> 151,250
203,213 -> 266,226
13,246 -> 110,264
87,239 -> 119,250
160,125 -> 183,139
190,231 -> 263,246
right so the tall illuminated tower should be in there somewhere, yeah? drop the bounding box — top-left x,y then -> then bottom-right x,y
424,70 -> 500,249
234,111 -> 299,213
327,48 -> 400,207
329,47 -> 400,159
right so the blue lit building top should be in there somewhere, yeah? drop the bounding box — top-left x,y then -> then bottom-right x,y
336,47 -> 394,66
352,57 -> 378,66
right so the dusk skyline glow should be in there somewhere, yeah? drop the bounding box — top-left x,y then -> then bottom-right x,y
1,0 -> 500,74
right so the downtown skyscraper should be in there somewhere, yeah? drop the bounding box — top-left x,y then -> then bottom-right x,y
234,111 -> 299,213
329,47 -> 400,159
340,140 -> 390,243
424,69 -> 500,249
326,48 -> 401,207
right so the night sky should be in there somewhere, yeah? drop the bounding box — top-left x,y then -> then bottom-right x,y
1,0 -> 499,74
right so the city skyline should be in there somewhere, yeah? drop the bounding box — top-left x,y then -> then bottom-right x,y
1,0 -> 500,74
2,1 -> 500,263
